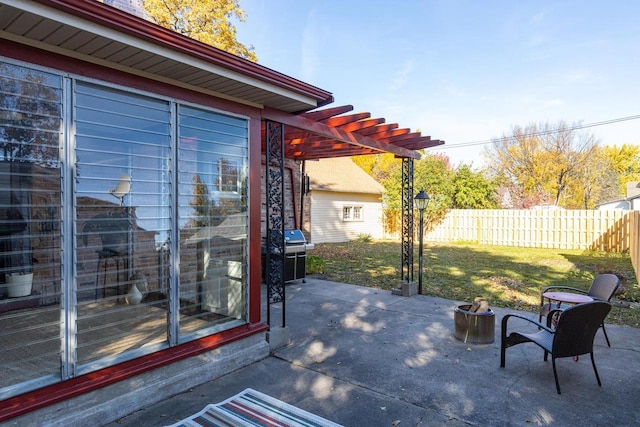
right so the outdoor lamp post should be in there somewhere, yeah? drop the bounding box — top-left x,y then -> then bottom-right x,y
414,189 -> 430,294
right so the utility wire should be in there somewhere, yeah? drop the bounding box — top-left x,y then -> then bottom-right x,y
430,114 -> 640,150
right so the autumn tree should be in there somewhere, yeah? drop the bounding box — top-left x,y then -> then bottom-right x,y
381,154 -> 453,235
383,154 -> 452,210
142,0 -> 257,61
604,144 -> 640,195
189,174 -> 217,228
485,121 -> 599,208
451,164 -> 498,209
352,153 -> 401,183
567,146 -> 619,209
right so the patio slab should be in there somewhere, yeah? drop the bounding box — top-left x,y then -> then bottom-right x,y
106,278 -> 640,426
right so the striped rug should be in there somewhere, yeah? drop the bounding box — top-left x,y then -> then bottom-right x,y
167,388 -> 343,427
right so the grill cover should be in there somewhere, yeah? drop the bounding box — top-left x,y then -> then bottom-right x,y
284,229 -> 307,245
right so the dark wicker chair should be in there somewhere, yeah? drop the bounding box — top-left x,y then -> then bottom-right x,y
501,301 -> 612,394
539,273 -> 619,346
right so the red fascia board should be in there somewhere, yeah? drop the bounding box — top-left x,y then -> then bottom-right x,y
33,0 -> 334,108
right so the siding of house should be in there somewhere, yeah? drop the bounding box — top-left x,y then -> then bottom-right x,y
310,190 -> 383,243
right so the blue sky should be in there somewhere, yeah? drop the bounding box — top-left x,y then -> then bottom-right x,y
235,1 -> 640,167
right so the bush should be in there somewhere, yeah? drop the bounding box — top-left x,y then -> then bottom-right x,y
306,255 -> 325,274
355,233 -> 373,243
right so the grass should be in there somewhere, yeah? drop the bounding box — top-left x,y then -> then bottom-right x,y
309,240 -> 640,328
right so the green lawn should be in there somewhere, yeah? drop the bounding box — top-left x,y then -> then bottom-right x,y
308,240 -> 640,328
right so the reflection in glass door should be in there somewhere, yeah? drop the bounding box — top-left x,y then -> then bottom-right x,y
177,105 -> 248,339
74,82 -> 172,371
0,62 -> 63,396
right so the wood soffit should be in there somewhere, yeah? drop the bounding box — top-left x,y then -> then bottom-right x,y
262,105 -> 445,160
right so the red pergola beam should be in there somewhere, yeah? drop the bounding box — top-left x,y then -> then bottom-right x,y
262,107 -> 420,159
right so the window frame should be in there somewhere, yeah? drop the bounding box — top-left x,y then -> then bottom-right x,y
342,205 -> 364,222
0,57 -> 252,399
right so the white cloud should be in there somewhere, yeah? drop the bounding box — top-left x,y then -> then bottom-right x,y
388,59 -> 415,91
531,11 -> 547,26
563,69 -> 592,83
543,98 -> 564,107
300,8 -> 320,82
442,81 -> 467,99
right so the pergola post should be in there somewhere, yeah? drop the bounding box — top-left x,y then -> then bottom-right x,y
392,157 -> 417,297
401,157 -> 414,283
265,120 -> 286,328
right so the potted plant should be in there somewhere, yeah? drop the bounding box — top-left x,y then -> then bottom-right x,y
1,202 -> 34,298
6,258 -> 33,298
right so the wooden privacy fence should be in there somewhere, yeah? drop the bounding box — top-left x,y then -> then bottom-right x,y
425,209 -> 640,252
425,209 -> 637,250
425,209 -> 640,284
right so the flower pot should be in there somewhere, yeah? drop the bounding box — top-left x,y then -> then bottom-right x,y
6,273 -> 33,298
125,283 -> 142,305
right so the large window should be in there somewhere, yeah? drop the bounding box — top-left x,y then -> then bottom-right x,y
0,60 -> 250,399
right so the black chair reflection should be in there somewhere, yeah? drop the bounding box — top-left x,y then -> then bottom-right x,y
95,248 -> 128,302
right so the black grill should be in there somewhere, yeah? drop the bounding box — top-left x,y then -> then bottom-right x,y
284,230 -> 314,282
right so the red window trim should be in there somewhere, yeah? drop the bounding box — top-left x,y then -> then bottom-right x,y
0,322 -> 268,422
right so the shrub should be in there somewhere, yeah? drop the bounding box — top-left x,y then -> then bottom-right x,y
355,233 -> 373,243
306,255 -> 325,274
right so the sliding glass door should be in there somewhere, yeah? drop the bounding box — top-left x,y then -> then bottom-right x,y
0,59 -> 250,399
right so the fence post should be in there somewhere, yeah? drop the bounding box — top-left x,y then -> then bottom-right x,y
631,211 -> 640,285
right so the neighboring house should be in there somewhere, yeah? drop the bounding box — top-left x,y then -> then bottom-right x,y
596,181 -> 640,210
305,158 -> 385,243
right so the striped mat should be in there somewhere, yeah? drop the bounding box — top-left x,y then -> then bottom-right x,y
167,388 -> 343,427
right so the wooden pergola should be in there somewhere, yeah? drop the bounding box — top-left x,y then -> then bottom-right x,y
262,105 -> 445,326
262,105 -> 444,160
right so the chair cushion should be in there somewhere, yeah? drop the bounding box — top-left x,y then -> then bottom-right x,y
517,330 -> 554,353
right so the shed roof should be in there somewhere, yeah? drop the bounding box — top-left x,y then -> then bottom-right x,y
306,157 -> 385,195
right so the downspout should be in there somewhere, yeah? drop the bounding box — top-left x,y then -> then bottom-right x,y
299,160 -> 306,230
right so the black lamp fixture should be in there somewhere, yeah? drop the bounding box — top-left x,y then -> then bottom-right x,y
414,189 -> 431,211
414,189 -> 431,294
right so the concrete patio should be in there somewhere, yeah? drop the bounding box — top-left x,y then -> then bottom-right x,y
107,277 -> 640,426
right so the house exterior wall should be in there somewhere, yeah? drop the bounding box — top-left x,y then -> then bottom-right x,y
597,200 -> 631,210
260,159 -> 301,238
310,190 -> 383,243
597,197 -> 640,211
0,1 -> 333,421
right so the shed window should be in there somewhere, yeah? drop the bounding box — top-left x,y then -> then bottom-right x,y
343,205 -> 363,221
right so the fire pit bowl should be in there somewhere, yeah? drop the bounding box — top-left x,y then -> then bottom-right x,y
454,304 -> 495,344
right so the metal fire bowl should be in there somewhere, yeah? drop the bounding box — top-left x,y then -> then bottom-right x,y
454,304 -> 495,344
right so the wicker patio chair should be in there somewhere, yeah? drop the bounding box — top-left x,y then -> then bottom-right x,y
539,273 -> 619,346
501,301 -> 612,394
